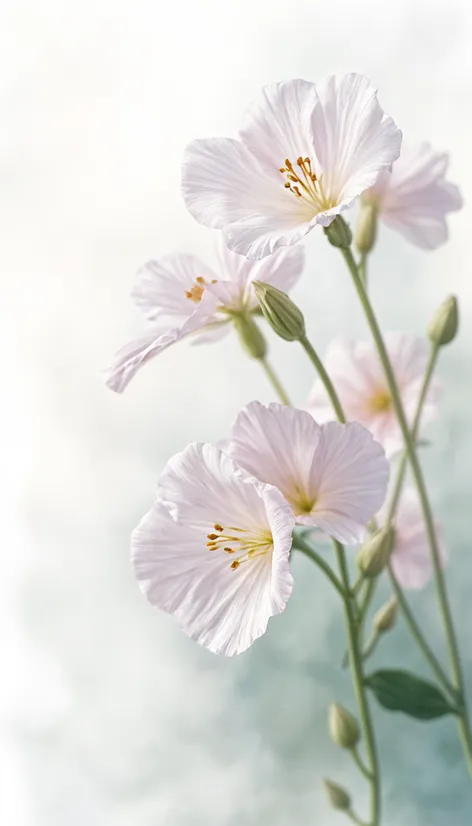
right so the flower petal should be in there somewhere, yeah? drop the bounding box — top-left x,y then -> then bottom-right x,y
308,421 -> 389,544
311,73 -> 402,221
134,444 -> 294,656
216,242 -> 305,310
368,143 -> 463,249
106,292 -> 218,393
132,255 -> 219,321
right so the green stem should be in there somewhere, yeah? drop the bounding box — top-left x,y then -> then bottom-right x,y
361,630 -> 380,663
352,745 -> 374,780
300,335 -> 346,422
346,811 -> 369,826
359,254 -> 368,290
387,562 -> 456,698
291,534 -> 346,599
334,540 -> 381,826
342,243 -> 472,777
258,357 -> 291,405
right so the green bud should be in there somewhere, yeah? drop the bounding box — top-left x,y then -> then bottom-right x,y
252,281 -> 305,342
428,295 -> 459,347
328,703 -> 360,749
357,526 -> 394,578
323,779 -> 351,811
373,596 -> 398,633
324,216 -> 353,249
355,201 -> 377,254
233,313 -> 267,360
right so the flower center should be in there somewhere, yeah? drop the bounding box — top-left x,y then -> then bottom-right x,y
279,157 -> 331,212
206,522 -> 273,570
185,276 -> 217,303
369,390 -> 391,413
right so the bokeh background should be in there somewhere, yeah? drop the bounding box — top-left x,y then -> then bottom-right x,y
2,0 -> 472,823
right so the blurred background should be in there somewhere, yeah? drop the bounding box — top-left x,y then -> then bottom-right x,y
2,0 -> 472,823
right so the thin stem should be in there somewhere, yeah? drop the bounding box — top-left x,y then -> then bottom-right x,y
300,335 -> 346,422
359,254 -> 368,290
352,745 -> 374,780
258,357 -> 291,405
292,534 -> 346,599
361,630 -> 380,663
342,579 -> 376,669
334,540 -> 381,826
346,811 -> 369,826
387,562 -> 456,698
342,243 -> 472,776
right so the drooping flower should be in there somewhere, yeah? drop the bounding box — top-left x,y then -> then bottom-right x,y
227,401 -> 389,544
106,243 -> 304,392
182,73 -> 402,259
132,442 -> 294,656
378,488 -> 446,589
362,142 -> 463,249
306,333 -> 441,458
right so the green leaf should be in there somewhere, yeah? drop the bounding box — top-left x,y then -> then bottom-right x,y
365,669 -> 458,720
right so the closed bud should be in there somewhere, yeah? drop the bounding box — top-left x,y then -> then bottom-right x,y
373,596 -> 398,633
428,295 -> 459,347
355,201 -> 377,254
328,703 -> 360,749
323,779 -> 351,811
324,216 -> 353,249
252,281 -> 305,342
357,526 -> 394,578
233,313 -> 267,360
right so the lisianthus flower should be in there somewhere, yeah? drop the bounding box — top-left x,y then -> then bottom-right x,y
306,333 -> 441,458
227,401 -> 389,544
378,488 -> 446,589
132,442 -> 294,656
182,73 -> 402,259
106,244 -> 304,392
362,142 -> 463,249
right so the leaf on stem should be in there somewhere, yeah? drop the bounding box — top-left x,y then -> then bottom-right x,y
365,669 -> 459,720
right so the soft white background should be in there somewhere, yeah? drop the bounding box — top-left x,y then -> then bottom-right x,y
2,0 -> 472,823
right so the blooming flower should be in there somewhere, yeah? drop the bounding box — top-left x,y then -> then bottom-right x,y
362,142 -> 463,249
106,243 -> 304,392
132,442 -> 294,656
306,333 -> 441,458
227,402 -> 389,544
182,73 -> 402,259
378,488 -> 446,589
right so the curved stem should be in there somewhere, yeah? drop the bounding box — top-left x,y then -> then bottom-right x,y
300,335 -> 346,422
334,540 -> 381,826
362,630 -> 380,663
387,562 -> 456,698
258,357 -> 291,405
342,244 -> 472,776
352,745 -> 374,780
291,533 -> 346,599
359,254 -> 368,290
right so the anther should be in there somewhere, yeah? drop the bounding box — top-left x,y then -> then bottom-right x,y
207,533 -> 219,540
214,524 -> 223,532
230,560 -> 240,570
224,547 -> 235,554
284,182 -> 291,188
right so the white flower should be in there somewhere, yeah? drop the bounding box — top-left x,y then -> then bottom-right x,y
306,333 -> 441,458
182,73 -> 402,259
132,442 -> 294,656
363,142 -> 463,249
106,244 -> 304,392
227,401 -> 389,545
378,488 -> 446,589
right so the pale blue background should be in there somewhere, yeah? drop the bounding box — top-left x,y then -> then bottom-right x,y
1,0 -> 472,823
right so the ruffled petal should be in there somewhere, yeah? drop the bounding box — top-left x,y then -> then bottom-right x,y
133,445 -> 294,656
308,421 -> 389,544
217,242 -> 305,310
132,255 -> 218,320
106,292 -> 218,393
311,73 -> 402,221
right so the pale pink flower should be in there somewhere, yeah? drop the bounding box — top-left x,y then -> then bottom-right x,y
378,488 -> 446,589
227,402 -> 389,545
182,73 -> 402,259
106,244 -> 304,392
363,142 -> 463,249
132,442 -> 294,656
307,333 -> 441,458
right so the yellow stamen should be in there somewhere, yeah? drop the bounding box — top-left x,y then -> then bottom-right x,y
185,277 -> 217,303
279,156 -> 333,211
369,390 -> 391,413
206,521 -> 272,570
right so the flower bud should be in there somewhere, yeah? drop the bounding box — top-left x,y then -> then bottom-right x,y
373,596 -> 398,633
428,295 -> 459,347
324,216 -> 353,249
323,779 -> 351,811
328,703 -> 360,749
357,526 -> 394,578
233,313 -> 267,360
355,202 -> 377,254
252,281 -> 305,342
